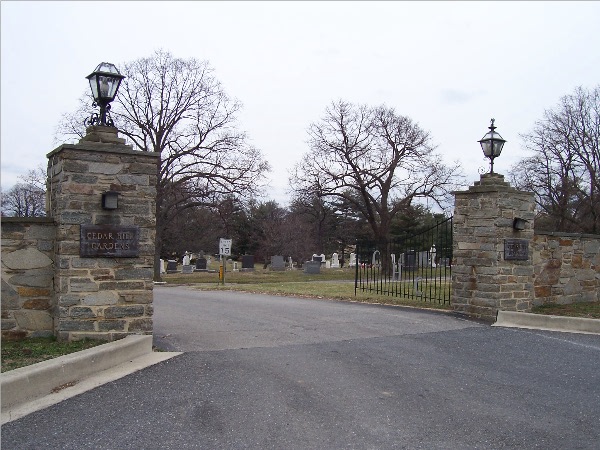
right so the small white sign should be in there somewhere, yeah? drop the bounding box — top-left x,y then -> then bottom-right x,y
219,238 -> 232,256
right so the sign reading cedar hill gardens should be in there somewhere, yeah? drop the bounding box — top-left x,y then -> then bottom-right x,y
80,225 -> 140,257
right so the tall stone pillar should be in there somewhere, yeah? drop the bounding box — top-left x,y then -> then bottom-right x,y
452,173 -> 535,321
47,126 -> 160,341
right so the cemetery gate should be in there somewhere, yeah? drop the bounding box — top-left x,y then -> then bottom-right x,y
354,216 -> 453,305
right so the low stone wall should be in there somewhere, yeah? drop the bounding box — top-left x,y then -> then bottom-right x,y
533,232 -> 600,305
1,218 -> 56,339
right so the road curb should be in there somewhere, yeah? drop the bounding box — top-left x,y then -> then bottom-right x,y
493,311 -> 600,335
1,335 -> 181,423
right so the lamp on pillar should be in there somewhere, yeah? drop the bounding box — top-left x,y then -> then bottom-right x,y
478,119 -> 506,174
85,62 -> 125,127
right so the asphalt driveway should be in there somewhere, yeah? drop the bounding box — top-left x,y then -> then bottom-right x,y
2,287 -> 599,449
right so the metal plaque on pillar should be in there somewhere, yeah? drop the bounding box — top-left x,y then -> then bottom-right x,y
504,239 -> 528,261
80,225 -> 140,257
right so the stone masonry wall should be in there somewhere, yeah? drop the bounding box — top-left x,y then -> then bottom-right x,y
47,127 -> 160,341
452,174 -> 536,321
533,232 -> 600,305
1,218 -> 56,340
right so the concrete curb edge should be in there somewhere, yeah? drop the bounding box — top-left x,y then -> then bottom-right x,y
493,311 -> 600,335
1,335 -> 182,423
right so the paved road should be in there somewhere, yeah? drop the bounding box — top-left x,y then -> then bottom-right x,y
2,287 -> 600,449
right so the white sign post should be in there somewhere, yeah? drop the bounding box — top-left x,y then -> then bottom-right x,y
219,238 -> 232,284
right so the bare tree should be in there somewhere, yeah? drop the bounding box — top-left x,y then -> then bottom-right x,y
57,51 -> 270,279
291,100 -> 462,250
510,86 -> 600,233
1,167 -> 47,217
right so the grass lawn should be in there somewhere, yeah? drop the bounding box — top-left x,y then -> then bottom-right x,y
530,302 -> 600,319
1,337 -> 104,373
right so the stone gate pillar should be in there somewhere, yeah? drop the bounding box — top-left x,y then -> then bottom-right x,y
47,126 -> 159,341
452,173 -> 536,321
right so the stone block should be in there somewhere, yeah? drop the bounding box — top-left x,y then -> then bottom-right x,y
70,278 -> 99,292
22,299 -> 51,310
58,294 -> 81,307
116,174 -> 149,185
62,160 -> 89,173
24,225 -> 55,240
114,267 -> 153,280
72,259 -> 99,269
2,247 -> 53,270
81,291 -> 119,306
59,211 -> 93,224
16,286 -> 51,298
98,320 -> 126,331
534,285 -> 551,298
104,305 -> 145,319
88,162 -> 122,175
1,319 -> 17,330
129,162 -> 157,175
70,307 -> 96,319
119,292 -> 153,304
128,318 -> 153,332
71,174 -> 99,184
115,281 -> 147,290
59,320 -> 95,331
14,310 -> 53,331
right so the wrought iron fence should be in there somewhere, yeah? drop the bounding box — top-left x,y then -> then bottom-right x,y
354,216 -> 453,304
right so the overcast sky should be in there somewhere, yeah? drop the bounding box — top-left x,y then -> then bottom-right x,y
2,1 -> 599,207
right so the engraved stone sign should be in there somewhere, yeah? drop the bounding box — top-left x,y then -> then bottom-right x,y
504,239 -> 529,260
80,225 -> 140,257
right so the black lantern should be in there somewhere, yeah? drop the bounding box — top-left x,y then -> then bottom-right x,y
102,191 -> 119,210
478,118 -> 506,174
85,62 -> 125,127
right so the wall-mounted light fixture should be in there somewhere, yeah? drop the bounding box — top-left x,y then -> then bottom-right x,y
478,118 -> 506,174
513,217 -> 528,231
102,191 -> 119,210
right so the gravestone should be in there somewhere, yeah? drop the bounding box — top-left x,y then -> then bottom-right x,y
182,253 -> 191,266
242,255 -> 255,271
349,253 -> 356,267
271,255 -> 285,271
430,245 -> 437,267
403,251 -> 417,270
418,251 -> 429,267
304,261 -> 321,274
287,256 -> 294,269
167,260 -> 178,273
312,254 -> 322,263
372,250 -> 381,266
182,265 -> 194,274
195,257 -> 207,271
160,259 -> 166,274
330,253 -> 340,268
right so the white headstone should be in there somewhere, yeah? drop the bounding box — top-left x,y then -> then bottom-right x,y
430,245 -> 437,267
183,253 -> 191,266
331,252 -> 340,268
160,259 -> 166,274
349,253 -> 356,267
